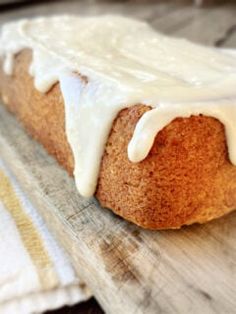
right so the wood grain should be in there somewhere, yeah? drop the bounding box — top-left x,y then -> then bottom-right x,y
0,1 -> 236,313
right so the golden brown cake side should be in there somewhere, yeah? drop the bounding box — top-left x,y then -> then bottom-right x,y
0,49 -> 236,229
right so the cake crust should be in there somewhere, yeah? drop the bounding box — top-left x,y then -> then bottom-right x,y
0,49 -> 236,229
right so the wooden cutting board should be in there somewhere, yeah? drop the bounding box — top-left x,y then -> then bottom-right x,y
0,1 -> 236,313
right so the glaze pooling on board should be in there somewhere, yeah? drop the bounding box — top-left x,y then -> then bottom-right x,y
0,15 -> 236,197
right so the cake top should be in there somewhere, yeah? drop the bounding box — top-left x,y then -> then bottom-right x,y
0,15 -> 236,197
1,15 -> 236,101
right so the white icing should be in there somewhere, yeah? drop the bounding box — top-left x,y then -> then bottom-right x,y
0,15 -> 236,197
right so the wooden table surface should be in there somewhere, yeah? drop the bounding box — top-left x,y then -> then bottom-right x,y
0,1 -> 236,313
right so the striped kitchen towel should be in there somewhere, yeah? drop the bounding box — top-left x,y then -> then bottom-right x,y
0,158 -> 91,314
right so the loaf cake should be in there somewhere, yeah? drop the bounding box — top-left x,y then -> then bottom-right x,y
0,15 -> 236,229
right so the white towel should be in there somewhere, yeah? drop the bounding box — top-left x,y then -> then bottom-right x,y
0,158 -> 91,314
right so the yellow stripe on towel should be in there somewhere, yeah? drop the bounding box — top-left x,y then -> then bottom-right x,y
0,170 -> 58,290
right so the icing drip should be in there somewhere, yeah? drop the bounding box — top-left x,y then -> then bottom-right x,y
128,101 -> 236,164
0,15 -> 236,197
